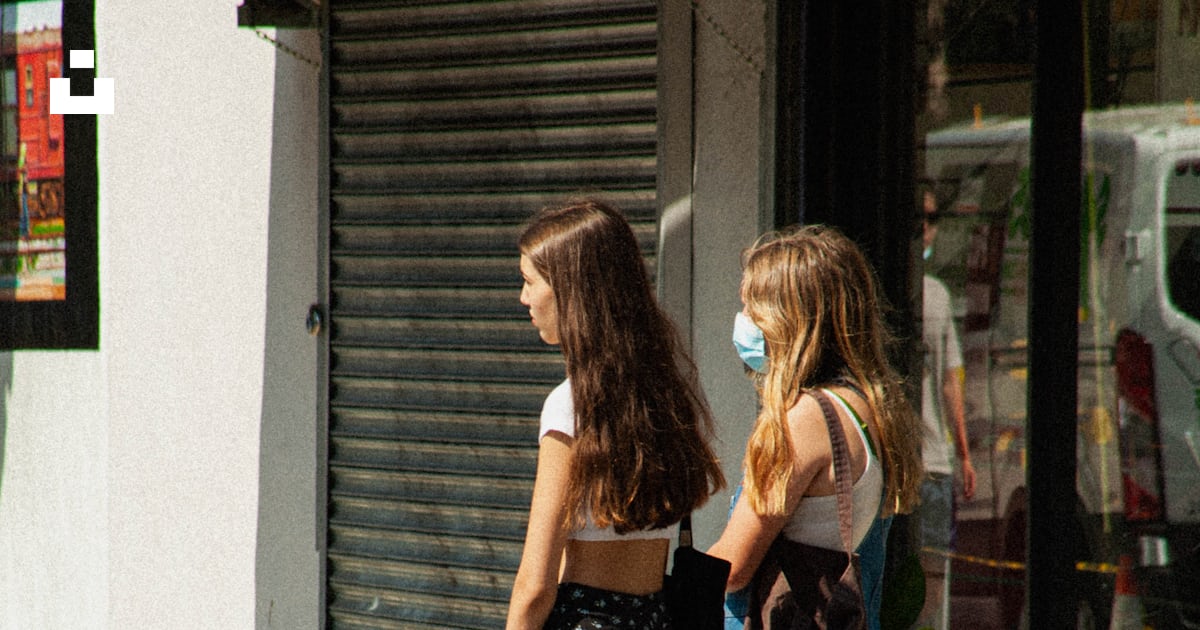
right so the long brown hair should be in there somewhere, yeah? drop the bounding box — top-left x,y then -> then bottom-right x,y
519,198 -> 726,533
740,225 -> 923,517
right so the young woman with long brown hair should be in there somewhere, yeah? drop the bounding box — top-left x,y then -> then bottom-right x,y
506,199 -> 726,630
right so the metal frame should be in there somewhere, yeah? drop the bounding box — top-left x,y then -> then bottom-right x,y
237,0 -> 319,29
1026,2 -> 1084,628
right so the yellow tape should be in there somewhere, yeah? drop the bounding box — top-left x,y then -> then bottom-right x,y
920,548 -> 1118,575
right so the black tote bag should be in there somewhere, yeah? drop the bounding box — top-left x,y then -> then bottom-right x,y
665,514 -> 731,630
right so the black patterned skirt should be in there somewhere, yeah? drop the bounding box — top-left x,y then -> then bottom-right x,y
543,582 -> 672,630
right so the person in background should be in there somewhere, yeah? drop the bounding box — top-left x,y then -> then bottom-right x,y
709,225 -> 924,630
506,198 -> 726,630
912,190 -> 977,630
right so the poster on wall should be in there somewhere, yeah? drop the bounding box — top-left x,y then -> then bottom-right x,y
0,0 -> 97,349
0,1 -> 64,302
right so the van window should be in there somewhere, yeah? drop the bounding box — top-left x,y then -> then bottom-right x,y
1168,228 -> 1200,321
1166,161 -> 1200,323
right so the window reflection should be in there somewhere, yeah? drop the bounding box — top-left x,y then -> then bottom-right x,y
915,1 -> 1200,627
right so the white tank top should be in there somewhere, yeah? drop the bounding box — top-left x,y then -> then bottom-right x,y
780,390 -> 883,550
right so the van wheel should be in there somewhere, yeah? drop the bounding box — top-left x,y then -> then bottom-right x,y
1076,596 -> 1100,630
1076,571 -> 1111,630
998,490 -> 1027,628
998,488 -> 1112,630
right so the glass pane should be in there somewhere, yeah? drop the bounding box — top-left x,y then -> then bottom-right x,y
915,1 -> 1200,628
1166,161 -> 1200,322
0,0 -> 63,302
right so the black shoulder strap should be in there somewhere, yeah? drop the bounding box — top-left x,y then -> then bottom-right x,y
831,375 -> 867,400
678,514 -> 693,548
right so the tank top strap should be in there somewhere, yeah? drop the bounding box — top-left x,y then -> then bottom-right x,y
821,387 -> 877,460
830,375 -> 867,400
822,387 -> 888,519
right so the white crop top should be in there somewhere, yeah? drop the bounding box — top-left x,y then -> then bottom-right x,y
538,379 -> 679,542
780,390 -> 883,550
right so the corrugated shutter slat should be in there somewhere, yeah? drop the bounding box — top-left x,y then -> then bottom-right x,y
324,1 -> 657,627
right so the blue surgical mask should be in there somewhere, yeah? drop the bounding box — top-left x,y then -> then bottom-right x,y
732,312 -> 767,373
923,245 -> 933,261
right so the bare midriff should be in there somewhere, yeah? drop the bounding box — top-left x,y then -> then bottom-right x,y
560,538 -> 671,596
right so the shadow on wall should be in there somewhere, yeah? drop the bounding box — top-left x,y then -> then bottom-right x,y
253,27 -> 321,630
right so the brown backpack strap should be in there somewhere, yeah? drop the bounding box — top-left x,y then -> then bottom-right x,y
810,389 -> 856,557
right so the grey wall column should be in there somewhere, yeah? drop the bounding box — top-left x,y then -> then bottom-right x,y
657,0 -> 775,547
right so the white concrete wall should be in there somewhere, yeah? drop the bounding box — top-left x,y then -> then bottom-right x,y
0,355 -> 108,629
0,2 -> 283,628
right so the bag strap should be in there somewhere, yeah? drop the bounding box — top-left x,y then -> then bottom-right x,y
811,389 -> 856,557
678,514 -> 693,549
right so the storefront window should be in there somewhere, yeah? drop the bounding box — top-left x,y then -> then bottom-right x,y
915,1 -> 1200,627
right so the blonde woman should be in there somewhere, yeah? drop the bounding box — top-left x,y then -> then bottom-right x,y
507,199 -> 726,630
709,225 -> 924,629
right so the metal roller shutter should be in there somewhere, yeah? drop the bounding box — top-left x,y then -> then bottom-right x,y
323,1 -> 659,628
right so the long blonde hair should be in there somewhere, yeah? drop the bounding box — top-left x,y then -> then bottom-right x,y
740,225 -> 923,517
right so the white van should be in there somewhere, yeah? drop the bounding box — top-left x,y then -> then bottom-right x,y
923,103 -> 1200,628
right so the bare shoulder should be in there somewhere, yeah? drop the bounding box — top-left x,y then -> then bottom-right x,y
784,393 -> 833,472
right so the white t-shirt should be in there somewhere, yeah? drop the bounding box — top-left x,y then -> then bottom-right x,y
539,379 -> 679,542
921,274 -> 963,475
